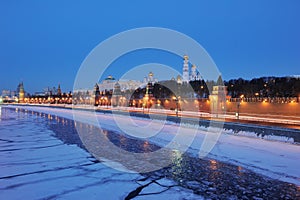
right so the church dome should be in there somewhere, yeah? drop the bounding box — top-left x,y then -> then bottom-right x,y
105,75 -> 115,81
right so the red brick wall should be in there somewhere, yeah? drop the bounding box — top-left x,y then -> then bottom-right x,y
225,101 -> 300,116
160,99 -> 300,116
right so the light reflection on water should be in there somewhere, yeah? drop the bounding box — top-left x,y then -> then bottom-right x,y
9,107 -> 233,176
7,108 -> 245,178
171,149 -> 184,177
209,159 -> 218,171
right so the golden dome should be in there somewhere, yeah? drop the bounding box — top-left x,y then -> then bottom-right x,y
183,55 -> 189,60
149,72 -> 153,76
105,75 -> 115,80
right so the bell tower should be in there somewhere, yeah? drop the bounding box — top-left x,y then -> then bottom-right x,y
182,55 -> 189,83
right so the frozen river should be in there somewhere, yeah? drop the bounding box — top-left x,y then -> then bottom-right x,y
0,106 -> 299,199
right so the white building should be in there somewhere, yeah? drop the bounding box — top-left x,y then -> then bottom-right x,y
182,55 -> 189,83
182,55 -> 202,83
143,72 -> 158,85
98,75 -> 142,92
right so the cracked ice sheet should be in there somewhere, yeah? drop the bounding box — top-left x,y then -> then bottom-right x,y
0,107 -> 202,199
9,105 -> 300,186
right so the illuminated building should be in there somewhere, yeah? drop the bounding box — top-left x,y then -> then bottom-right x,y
111,82 -> 122,107
92,83 -> 100,106
209,76 -> 227,117
182,55 -> 201,83
18,82 -> 25,103
182,55 -> 189,83
143,72 -> 158,84
97,75 -> 142,93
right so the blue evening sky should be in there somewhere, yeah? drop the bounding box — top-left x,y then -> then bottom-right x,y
0,0 -> 299,93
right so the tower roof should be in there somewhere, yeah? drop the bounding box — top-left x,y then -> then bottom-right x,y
114,81 -> 121,89
113,82 -> 121,95
216,75 -> 223,86
94,83 -> 99,89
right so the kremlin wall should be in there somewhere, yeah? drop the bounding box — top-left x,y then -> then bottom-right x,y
2,55 -> 299,118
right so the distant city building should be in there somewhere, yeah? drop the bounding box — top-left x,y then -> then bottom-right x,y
0,82 -> 26,103
1,90 -> 17,103
1,90 -> 14,97
18,82 -> 25,103
34,91 -> 46,96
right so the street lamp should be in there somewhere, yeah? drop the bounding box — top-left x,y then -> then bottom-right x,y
236,102 -> 240,120
172,96 -> 179,117
236,94 -> 243,120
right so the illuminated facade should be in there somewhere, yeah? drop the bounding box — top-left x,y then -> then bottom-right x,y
182,55 -> 201,83
18,82 -> 25,103
209,76 -> 227,116
143,72 -> 158,84
182,55 -> 189,83
97,75 -> 142,93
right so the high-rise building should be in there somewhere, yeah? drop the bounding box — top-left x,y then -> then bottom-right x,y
19,82 -> 25,103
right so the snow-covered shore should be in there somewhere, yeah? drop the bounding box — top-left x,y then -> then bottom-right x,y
6,105 -> 300,186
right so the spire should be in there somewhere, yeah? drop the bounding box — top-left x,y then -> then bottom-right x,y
216,75 -> 223,86
57,83 -> 62,96
94,83 -> 100,95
